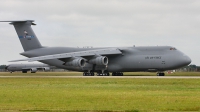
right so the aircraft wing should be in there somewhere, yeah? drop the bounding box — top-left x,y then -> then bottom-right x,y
21,67 -> 44,69
10,48 -> 122,62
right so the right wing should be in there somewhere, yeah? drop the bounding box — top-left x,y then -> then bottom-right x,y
10,48 -> 122,62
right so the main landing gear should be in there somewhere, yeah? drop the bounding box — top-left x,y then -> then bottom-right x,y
83,72 -> 95,76
82,72 -> 124,76
97,72 -> 110,76
157,72 -> 165,76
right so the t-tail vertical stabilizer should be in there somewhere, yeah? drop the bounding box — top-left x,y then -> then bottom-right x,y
0,20 -> 42,51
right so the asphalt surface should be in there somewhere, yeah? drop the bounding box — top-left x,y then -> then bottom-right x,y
0,76 -> 200,78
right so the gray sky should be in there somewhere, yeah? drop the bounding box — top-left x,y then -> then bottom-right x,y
0,0 -> 200,65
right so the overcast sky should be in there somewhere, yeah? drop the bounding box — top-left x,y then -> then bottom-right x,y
0,0 -> 200,65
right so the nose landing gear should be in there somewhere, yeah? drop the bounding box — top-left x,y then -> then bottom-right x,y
157,72 -> 165,76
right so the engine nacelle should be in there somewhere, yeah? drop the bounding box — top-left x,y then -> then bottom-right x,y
88,56 -> 108,65
43,67 -> 50,71
30,68 -> 37,73
64,58 -> 85,67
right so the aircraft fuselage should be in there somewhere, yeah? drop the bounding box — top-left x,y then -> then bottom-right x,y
20,46 -> 191,72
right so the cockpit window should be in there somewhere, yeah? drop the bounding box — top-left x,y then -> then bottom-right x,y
170,47 -> 177,50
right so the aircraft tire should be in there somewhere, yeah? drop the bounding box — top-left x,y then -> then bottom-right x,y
112,72 -> 116,76
83,72 -> 95,76
157,73 -> 165,76
91,72 -> 94,76
97,73 -> 104,76
22,71 -> 27,73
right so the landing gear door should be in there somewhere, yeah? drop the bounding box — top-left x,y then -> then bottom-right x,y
161,57 -> 166,69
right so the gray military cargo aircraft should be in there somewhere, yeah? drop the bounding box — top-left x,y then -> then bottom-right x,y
5,63 -> 52,73
0,20 -> 191,76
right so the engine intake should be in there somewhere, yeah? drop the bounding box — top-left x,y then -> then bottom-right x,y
64,58 -> 85,67
31,68 -> 37,73
88,56 -> 108,65
43,67 -> 50,71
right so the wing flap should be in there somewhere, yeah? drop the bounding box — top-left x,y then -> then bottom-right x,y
10,48 -> 122,62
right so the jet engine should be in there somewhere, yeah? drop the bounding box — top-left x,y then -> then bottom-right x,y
64,58 -> 85,67
43,67 -> 50,71
88,56 -> 108,65
30,68 -> 37,73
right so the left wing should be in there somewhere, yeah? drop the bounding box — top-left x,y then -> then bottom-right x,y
10,48 -> 122,62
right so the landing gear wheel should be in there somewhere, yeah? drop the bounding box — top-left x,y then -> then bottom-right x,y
97,73 -> 103,76
112,72 -> 116,76
157,73 -> 165,76
83,72 -> 95,76
103,72 -> 110,76
22,71 -> 27,73
96,72 -> 110,76
91,72 -> 94,76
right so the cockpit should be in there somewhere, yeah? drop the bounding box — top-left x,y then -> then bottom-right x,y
170,47 -> 177,50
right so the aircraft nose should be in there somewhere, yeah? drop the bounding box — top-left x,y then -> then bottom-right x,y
179,55 -> 191,66
184,55 -> 191,65
168,54 -> 191,69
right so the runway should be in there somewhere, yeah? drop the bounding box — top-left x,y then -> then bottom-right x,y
0,76 -> 200,79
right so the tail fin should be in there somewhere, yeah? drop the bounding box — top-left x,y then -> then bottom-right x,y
0,20 -> 42,51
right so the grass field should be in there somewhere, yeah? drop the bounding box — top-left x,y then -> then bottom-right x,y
1,71 -> 200,76
0,72 -> 200,112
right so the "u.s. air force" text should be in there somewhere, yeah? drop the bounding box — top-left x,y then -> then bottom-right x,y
145,56 -> 161,59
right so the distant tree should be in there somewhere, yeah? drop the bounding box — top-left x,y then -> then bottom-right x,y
189,64 -> 197,72
0,65 -> 6,69
189,64 -> 196,68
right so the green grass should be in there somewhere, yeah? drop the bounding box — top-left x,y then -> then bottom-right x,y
0,77 -> 200,112
1,71 -> 200,76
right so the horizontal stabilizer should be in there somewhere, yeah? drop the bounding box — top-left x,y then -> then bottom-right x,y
0,20 -> 36,25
